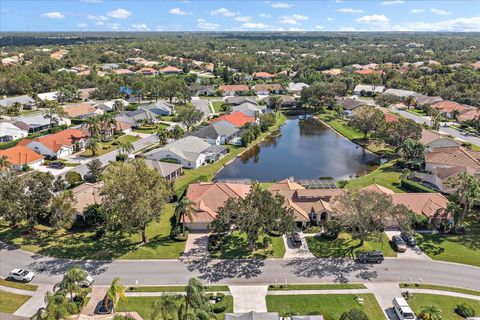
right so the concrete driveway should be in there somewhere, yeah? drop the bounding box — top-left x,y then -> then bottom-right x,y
384,231 -> 431,260
283,233 -> 315,259
182,233 -> 210,260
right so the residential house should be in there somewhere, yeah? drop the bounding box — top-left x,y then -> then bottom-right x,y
415,95 -> 443,109
63,104 -> 103,119
159,66 -> 183,74
353,84 -> 385,96
425,146 -> 480,173
0,95 -> 36,111
145,136 -> 227,169
94,99 -> 129,112
252,84 -> 283,95
253,72 -> 275,80
138,68 -> 158,76
262,95 -> 298,109
411,166 -> 477,194
140,101 -> 174,116
457,108 -> 479,123
71,183 -> 103,216
182,182 -> 251,231
191,100 -> 212,120
220,85 -> 249,97
287,82 -> 309,95
78,88 -> 97,101
382,89 -> 420,99
120,109 -> 158,123
190,120 -> 243,145
189,85 -> 215,97
420,129 -> 459,152
0,145 -> 44,170
100,63 -> 119,71
13,112 -> 71,133
269,179 -> 344,228
431,100 -> 472,118
0,122 -> 28,142
114,115 -> 137,134
225,96 -> 257,106
113,69 -> 135,76
20,128 -> 89,159
231,102 -> 268,117
144,159 -> 183,181
338,98 -> 366,116
210,112 -> 256,128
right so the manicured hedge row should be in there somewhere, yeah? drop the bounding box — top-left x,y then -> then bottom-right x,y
401,179 -> 435,193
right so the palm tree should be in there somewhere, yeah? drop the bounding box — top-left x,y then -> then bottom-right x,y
118,141 -> 135,155
86,138 -> 100,157
0,155 -> 12,171
419,305 -> 442,320
44,101 -> 67,127
55,266 -> 88,301
451,109 -> 460,121
178,197 -> 194,235
404,95 -> 416,109
100,113 -> 117,140
150,295 -> 179,320
83,117 -> 101,139
104,277 -> 126,314
40,290 -> 79,320
113,100 -> 125,112
446,172 -> 480,230
184,278 -> 205,315
156,127 -> 170,146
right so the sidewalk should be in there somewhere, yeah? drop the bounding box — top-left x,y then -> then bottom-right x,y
267,289 -> 371,295
229,286 -> 268,313
13,285 -> 53,317
0,285 -> 34,296
364,282 -> 401,320
401,288 -> 480,301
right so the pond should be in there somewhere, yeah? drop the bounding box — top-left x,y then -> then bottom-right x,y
214,117 -> 379,182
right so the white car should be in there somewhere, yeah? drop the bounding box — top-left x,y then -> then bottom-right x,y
8,269 -> 35,282
77,275 -> 94,287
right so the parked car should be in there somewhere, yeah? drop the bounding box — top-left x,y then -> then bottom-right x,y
392,235 -> 408,252
392,297 -> 416,320
291,232 -> 302,247
49,161 -> 65,169
76,274 -> 94,287
356,250 -> 384,263
8,269 -> 35,282
400,232 -> 416,247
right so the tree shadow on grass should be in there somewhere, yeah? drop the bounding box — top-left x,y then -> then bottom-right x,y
306,235 -> 360,259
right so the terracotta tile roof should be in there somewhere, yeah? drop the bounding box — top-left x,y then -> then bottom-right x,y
458,108 -> 480,122
434,165 -> 478,181
268,179 -> 305,192
138,67 -> 157,73
253,84 -> 283,91
184,182 -> 251,223
253,72 -> 275,78
391,193 -> 448,218
0,145 -> 43,166
210,111 -> 255,127
220,85 -> 249,93
360,184 -> 395,195
420,129 -> 443,145
63,104 -> 97,118
355,69 -> 380,75
384,113 -> 398,123
33,128 -> 89,152
71,183 -> 103,214
159,66 -> 182,73
432,100 -> 470,114
114,69 -> 135,75
425,146 -> 480,170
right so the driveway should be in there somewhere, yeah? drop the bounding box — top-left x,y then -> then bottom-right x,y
283,233 -> 314,259
384,231 -> 431,260
181,233 -> 210,261
229,286 -> 268,312
365,282 -> 402,320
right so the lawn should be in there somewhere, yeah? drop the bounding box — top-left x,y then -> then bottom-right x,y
407,294 -> 480,320
79,135 -> 141,157
346,161 -> 405,193
126,285 -> 230,292
0,290 -> 31,314
406,108 -> 428,116
414,217 -> 480,267
268,284 -> 366,291
306,232 -> 397,258
117,295 -> 233,320
209,232 -> 286,259
0,203 -> 186,260
133,123 -> 168,134
211,101 -> 225,113
400,283 -> 480,297
173,113 -> 287,196
266,294 -> 384,319
0,278 -> 38,291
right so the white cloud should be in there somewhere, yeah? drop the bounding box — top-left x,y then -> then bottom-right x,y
95,21 -> 105,26
132,24 -> 150,31
430,8 -> 451,15
411,9 -> 425,13
381,0 -> 404,5
338,8 -> 364,13
87,15 -> 108,21
41,12 -> 65,19
289,27 -> 304,31
241,22 -> 271,29
392,16 -> 480,31
315,25 -> 325,29
259,13 -> 271,18
169,8 -> 187,15
107,8 -> 131,19
108,23 -> 121,30
270,2 -> 294,8
326,17 -> 335,21
234,16 -> 252,22
340,27 -> 357,31
280,14 -> 308,24
197,18 -> 220,30
357,14 -> 389,24
210,8 -> 235,17
77,23 -> 88,28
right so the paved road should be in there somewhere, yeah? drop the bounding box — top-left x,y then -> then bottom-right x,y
2,244 -> 479,290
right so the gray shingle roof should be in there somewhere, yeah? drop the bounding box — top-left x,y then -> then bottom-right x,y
145,136 -> 211,162
225,312 -> 280,320
383,88 -> 419,98
0,95 -> 35,108
145,159 -> 182,178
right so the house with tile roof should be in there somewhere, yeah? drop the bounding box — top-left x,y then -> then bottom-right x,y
0,145 -> 44,170
457,108 -> 479,123
210,111 -> 256,128
138,67 -> 158,76
253,72 -> 275,80
190,120 -> 243,146
252,84 -> 283,95
183,182 -> 252,231
220,85 -> 250,97
431,100 -> 472,118
231,102 -> 268,117
159,66 -> 183,74
353,84 -> 385,96
63,104 -> 103,119
21,128 -> 89,159
71,183 -> 103,216
287,82 -> 309,95
420,128 -> 459,152
425,146 -> 480,172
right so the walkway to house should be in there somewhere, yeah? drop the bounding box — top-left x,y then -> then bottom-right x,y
81,287 -> 108,316
229,286 -> 269,312
13,285 -> 53,317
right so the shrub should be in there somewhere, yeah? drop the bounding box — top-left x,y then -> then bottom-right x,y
401,179 -> 434,193
413,214 -> 429,229
324,220 -> 342,239
261,236 -> 272,248
304,225 -> 321,234
340,309 -> 368,320
116,154 -> 127,162
83,204 -> 105,227
65,171 -> 82,186
455,303 -> 475,318
212,306 -> 226,314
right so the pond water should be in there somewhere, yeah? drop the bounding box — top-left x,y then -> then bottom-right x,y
214,117 -> 380,182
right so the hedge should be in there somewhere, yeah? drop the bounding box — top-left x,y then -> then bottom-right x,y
401,179 -> 435,193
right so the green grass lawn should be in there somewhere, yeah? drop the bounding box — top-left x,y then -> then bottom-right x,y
211,101 -> 225,113
117,295 -> 233,320
133,123 -> 168,134
126,285 -> 230,292
80,135 -> 141,157
0,203 -> 186,260
266,294 -> 384,319
406,108 -> 428,116
0,278 -> 38,291
414,217 -> 480,267
209,232 -> 286,259
400,283 -> 480,296
306,232 -> 397,258
346,161 -> 405,193
407,294 -> 480,320
268,284 -> 366,291
0,290 -> 31,314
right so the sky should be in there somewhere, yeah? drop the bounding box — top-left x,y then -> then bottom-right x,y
0,0 -> 479,32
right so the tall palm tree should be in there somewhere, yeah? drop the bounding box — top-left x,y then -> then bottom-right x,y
419,305 -> 442,320
118,141 -> 135,155
0,155 -> 12,171
44,101 -> 67,127
100,113 -> 117,140
451,109 -> 460,122
39,290 -> 79,320
55,266 -> 88,301
104,277 -> 126,314
446,172 -> 480,230
178,197 -> 194,235
113,100 -> 125,112
157,127 -> 170,146
86,138 -> 100,157
184,278 -> 205,315
83,117 -> 101,138
150,295 -> 179,320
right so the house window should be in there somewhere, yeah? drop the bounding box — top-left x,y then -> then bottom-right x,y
320,212 -> 328,221
311,213 -> 317,221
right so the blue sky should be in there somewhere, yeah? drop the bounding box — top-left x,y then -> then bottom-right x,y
1,0 -> 479,32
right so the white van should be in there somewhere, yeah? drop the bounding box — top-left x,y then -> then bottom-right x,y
393,297 -> 416,320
